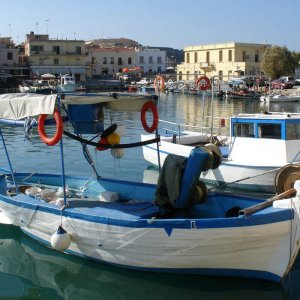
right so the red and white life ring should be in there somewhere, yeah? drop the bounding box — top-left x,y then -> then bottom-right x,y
38,108 -> 63,146
196,76 -> 211,91
153,75 -> 165,92
141,101 -> 159,133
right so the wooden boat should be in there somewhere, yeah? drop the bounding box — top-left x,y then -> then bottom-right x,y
1,93 -> 300,283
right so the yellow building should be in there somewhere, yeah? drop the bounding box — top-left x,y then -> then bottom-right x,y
24,32 -> 88,80
177,42 -> 270,81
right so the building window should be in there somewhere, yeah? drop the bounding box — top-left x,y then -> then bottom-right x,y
139,56 -> 144,63
186,53 -> 190,63
255,50 -> 259,62
218,70 -> 223,81
242,51 -> 246,62
118,57 -> 123,65
206,52 -> 210,64
54,58 -> 59,65
103,57 -> 107,64
128,57 -> 132,64
75,46 -> 81,54
110,57 -> 114,64
39,58 -> 45,65
7,52 -> 13,60
194,52 -> 198,63
31,45 -> 43,53
228,50 -> 232,62
219,50 -> 223,62
53,46 -> 60,54
149,56 -> 153,64
157,56 -> 162,64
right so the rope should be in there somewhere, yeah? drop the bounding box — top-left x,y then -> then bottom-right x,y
63,130 -> 160,149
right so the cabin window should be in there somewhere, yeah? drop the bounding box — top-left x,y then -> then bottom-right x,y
258,123 -> 281,139
286,123 -> 300,140
233,123 -> 255,137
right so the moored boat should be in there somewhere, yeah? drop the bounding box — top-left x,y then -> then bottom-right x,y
1,92 -> 300,283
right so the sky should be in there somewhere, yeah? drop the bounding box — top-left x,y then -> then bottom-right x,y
1,0 -> 300,51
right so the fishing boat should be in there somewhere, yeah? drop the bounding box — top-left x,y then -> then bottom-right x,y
142,111 -> 300,193
57,74 -> 77,93
1,93 -> 300,283
260,93 -> 300,102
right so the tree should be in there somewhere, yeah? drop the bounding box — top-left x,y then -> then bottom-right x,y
261,46 -> 298,79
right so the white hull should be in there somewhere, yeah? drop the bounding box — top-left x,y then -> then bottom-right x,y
0,197 -> 297,282
141,134 -> 288,193
57,83 -> 77,93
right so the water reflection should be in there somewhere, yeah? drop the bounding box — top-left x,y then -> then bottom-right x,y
0,225 -> 290,300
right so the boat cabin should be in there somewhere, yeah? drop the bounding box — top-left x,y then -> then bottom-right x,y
228,112 -> 300,166
231,112 -> 300,140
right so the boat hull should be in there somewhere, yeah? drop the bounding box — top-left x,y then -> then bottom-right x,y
141,137 -> 276,193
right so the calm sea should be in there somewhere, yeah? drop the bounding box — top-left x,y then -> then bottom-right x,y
0,93 -> 299,299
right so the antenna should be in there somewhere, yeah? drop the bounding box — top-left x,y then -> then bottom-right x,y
45,19 -> 49,34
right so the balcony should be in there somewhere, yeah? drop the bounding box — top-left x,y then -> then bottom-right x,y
199,62 -> 211,72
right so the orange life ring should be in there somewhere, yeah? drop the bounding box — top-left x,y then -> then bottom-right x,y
141,101 -> 159,133
196,76 -> 211,91
154,75 -> 165,92
38,108 -> 63,146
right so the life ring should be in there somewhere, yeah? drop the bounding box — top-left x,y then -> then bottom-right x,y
141,101 -> 159,133
154,75 -> 165,92
196,76 -> 211,91
38,108 -> 63,146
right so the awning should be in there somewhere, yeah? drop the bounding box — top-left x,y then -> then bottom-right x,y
0,93 -> 56,120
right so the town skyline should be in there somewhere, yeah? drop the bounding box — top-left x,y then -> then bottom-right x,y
1,0 -> 299,51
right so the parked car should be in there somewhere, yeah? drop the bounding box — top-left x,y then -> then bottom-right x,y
271,78 -> 294,89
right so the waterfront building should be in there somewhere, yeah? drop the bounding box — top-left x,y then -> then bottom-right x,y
136,48 -> 166,74
176,42 -> 271,81
24,32 -> 88,81
0,37 -> 23,76
89,47 -> 137,77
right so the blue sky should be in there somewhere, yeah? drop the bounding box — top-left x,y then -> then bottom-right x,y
1,0 -> 299,51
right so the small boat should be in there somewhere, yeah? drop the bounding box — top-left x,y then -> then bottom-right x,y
57,74 -> 77,93
142,111 -> 300,193
226,89 -> 261,99
1,93 -> 300,283
260,93 -> 300,102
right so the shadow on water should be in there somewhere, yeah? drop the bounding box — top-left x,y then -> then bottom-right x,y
0,225 -> 298,300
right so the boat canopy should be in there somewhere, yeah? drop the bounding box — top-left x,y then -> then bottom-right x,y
0,93 -> 56,120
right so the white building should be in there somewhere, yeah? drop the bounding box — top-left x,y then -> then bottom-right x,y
136,48 -> 166,74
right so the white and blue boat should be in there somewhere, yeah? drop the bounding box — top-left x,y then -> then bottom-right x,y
142,112 -> 300,193
0,93 -> 300,283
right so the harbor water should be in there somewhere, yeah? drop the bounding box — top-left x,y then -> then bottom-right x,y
0,92 -> 300,299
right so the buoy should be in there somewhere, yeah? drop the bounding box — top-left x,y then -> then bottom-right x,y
107,132 -> 120,145
96,137 -> 108,151
111,148 -> 125,159
51,226 -> 71,251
